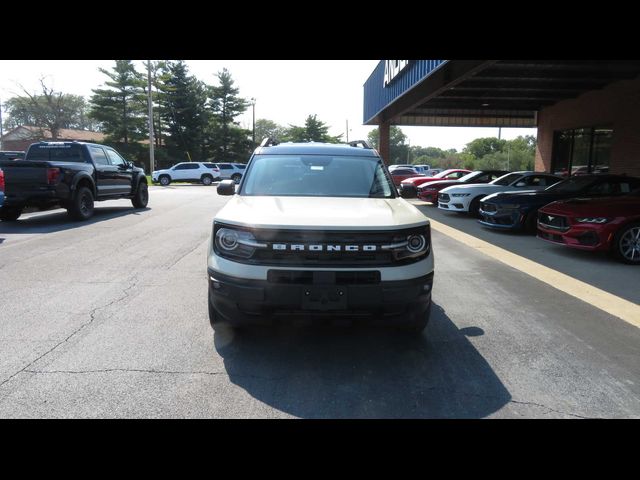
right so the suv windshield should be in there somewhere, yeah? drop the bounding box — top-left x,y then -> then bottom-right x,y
241,154 -> 395,198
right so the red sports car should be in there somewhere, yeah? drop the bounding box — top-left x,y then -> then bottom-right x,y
537,189 -> 640,264
401,168 -> 472,190
389,167 -> 424,187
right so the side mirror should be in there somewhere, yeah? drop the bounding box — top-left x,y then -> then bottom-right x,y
400,184 -> 417,199
217,179 -> 236,196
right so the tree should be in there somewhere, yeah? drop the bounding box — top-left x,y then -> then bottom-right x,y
5,79 -> 95,138
367,125 -> 409,163
158,60 -> 210,161
284,114 -> 342,143
89,60 -> 147,146
208,68 -> 250,159
463,137 -> 507,159
254,119 -> 287,143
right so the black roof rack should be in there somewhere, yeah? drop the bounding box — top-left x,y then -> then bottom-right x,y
348,140 -> 372,149
260,137 -> 280,147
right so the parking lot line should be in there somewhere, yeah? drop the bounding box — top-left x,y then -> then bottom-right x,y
429,218 -> 640,328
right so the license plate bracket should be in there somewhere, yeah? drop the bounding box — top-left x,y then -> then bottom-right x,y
301,286 -> 348,311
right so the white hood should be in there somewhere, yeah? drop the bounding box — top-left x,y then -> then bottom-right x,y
441,183 -> 512,194
214,196 -> 429,230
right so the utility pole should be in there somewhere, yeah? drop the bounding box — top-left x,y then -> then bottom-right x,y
346,119 -> 349,142
251,98 -> 256,144
146,61 -> 155,174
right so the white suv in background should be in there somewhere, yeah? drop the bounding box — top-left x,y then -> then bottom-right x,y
152,162 -> 221,186
215,163 -> 246,183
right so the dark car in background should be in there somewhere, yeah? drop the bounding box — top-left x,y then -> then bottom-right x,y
0,167 -> 5,207
413,169 -> 509,203
478,174 -> 640,233
0,142 -> 148,221
0,151 -> 25,161
537,189 -> 640,264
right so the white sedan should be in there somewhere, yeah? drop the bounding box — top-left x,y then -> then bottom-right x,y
438,171 -> 563,216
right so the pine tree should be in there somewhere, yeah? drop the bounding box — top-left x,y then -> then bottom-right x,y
158,60 -> 210,161
208,68 -> 250,160
89,60 -> 147,145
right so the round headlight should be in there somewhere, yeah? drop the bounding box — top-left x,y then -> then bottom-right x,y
216,228 -> 239,251
407,234 -> 426,253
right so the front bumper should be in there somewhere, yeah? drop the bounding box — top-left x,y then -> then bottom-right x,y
537,223 -> 612,251
417,190 -> 438,203
437,194 -> 471,212
478,207 -> 523,230
208,269 -> 433,326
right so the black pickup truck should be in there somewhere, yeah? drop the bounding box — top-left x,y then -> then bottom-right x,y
0,141 -> 148,221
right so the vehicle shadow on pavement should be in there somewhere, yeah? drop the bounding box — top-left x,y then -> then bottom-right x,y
0,207 -> 150,235
213,303 -> 512,418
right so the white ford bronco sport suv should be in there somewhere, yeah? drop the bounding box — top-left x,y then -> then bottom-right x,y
207,139 -> 434,332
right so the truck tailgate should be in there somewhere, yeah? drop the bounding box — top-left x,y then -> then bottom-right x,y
0,160 -> 53,200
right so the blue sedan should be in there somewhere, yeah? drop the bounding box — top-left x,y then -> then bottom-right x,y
478,174 -> 640,233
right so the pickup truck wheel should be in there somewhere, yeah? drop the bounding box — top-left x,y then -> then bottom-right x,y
0,206 -> 23,222
132,182 -> 149,208
231,173 -> 242,183
159,175 -> 171,186
201,175 -> 213,186
68,186 -> 94,221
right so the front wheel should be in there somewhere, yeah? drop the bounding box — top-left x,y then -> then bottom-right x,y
132,182 -> 149,208
67,186 -> 95,221
231,173 -> 242,184
0,206 -> 23,222
614,222 -> 640,265
201,175 -> 213,186
468,197 -> 482,217
159,175 -> 171,186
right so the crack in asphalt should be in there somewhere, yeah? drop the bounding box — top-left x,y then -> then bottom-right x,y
165,236 -> 208,270
23,368 -> 282,382
507,399 -> 594,419
0,276 -> 141,392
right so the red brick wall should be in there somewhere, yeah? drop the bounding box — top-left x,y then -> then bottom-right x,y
535,75 -> 640,177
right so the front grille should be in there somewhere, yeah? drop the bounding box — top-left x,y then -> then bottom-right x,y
538,212 -> 569,231
481,202 -> 497,213
538,231 -> 565,244
439,193 -> 450,202
219,226 -> 430,267
267,270 -> 381,285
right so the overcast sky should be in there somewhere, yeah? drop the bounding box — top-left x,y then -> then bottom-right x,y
0,60 -> 536,151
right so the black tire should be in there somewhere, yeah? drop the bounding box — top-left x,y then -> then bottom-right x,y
0,206 -> 23,222
201,175 -> 213,186
524,211 -> 538,234
231,173 -> 242,184
159,175 -> 171,186
468,196 -> 482,217
67,186 -> 94,221
132,182 -> 149,208
613,222 -> 640,265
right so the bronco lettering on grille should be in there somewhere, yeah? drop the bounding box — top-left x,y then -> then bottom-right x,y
271,244 -> 378,252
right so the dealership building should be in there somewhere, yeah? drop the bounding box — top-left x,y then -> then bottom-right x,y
364,60 -> 640,177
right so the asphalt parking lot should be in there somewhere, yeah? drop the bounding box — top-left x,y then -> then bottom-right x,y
0,185 -> 639,418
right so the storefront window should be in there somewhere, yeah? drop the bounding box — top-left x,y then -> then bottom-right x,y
551,126 -> 612,176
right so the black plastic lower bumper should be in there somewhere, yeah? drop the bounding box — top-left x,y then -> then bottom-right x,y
208,269 -> 433,326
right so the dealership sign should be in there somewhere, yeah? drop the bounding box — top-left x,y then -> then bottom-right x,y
384,60 -> 410,87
